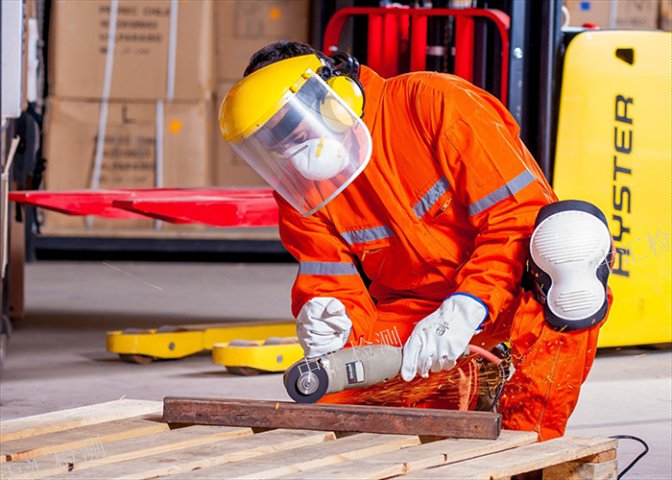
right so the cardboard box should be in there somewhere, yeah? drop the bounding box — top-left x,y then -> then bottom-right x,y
48,0 -> 215,101
216,0 -> 310,81
43,97 -> 213,229
565,0 -> 660,30
661,0 -> 672,31
564,0 -> 613,28
614,0 -> 659,29
214,82 -> 267,187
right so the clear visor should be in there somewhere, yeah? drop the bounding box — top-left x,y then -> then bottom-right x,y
230,74 -> 372,216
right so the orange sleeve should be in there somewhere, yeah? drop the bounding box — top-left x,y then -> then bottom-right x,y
435,90 -> 557,325
275,193 -> 377,342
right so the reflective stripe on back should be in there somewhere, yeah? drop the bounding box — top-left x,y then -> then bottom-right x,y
299,262 -> 359,275
341,225 -> 394,245
468,170 -> 535,216
413,177 -> 451,218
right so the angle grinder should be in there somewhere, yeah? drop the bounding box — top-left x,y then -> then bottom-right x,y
283,345 -> 402,403
283,343 -> 505,403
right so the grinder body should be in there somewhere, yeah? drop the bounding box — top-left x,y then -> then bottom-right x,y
284,345 -> 402,403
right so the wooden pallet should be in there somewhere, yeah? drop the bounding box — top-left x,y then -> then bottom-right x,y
0,399 -> 618,480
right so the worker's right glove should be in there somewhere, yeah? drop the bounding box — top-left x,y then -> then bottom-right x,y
296,297 -> 352,358
401,293 -> 487,381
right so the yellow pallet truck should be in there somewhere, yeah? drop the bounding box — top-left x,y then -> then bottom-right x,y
107,321 -> 297,365
212,337 -> 304,375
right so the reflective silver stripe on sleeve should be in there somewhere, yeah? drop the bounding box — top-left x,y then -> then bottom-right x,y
468,170 -> 535,216
299,262 -> 359,275
341,225 -> 394,245
413,177 -> 451,218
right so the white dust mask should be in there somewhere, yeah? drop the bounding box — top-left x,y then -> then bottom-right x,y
287,137 -> 350,181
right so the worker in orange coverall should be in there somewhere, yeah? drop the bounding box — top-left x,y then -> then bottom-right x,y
219,41 -> 613,440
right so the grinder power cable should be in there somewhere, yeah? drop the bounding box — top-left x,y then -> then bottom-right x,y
283,344 -> 502,404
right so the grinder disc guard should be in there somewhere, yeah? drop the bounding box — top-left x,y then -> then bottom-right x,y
284,360 -> 329,403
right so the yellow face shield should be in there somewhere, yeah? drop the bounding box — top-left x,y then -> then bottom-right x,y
222,72 -> 372,216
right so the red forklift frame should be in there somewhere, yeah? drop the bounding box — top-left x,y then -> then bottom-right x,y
323,6 -> 510,105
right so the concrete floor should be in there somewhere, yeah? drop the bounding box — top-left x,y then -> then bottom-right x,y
1,260 -> 670,479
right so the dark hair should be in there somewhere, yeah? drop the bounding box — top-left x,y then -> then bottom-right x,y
243,41 -> 328,77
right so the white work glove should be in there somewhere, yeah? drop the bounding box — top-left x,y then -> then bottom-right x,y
401,294 -> 487,382
297,297 -> 352,358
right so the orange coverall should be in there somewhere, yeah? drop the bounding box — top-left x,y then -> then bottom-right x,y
276,66 -> 604,440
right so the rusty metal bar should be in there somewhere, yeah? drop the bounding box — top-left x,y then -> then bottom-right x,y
163,397 -> 501,440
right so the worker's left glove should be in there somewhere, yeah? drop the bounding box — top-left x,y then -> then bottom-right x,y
401,293 -> 487,381
297,297 -> 352,358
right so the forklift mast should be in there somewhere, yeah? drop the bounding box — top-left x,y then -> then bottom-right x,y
314,0 -> 565,181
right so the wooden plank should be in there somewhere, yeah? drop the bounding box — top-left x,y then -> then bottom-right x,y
160,432 -> 420,479
60,429 -> 336,480
543,457 -> 618,480
163,397 -> 501,440
0,425 -> 253,479
1,415 -> 168,463
0,399 -> 162,442
276,430 -> 538,480
580,449 -> 617,463
397,436 -> 619,479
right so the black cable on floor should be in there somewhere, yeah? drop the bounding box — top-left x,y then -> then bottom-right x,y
609,434 -> 650,479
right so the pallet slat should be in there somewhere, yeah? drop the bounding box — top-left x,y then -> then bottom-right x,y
1,415 -> 168,463
543,459 -> 618,480
160,432 -> 420,479
163,397 -> 501,439
0,425 -> 253,479
277,430 -> 538,480
396,436 -> 619,479
0,399 -> 162,442
58,429 -> 336,480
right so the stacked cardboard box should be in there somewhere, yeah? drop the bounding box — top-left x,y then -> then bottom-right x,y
214,0 -> 311,187
564,0 -> 661,30
44,0 -> 312,234
661,0 -> 672,31
43,99 -> 213,230
44,0 -> 215,231
613,1 -> 661,29
48,0 -> 215,101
